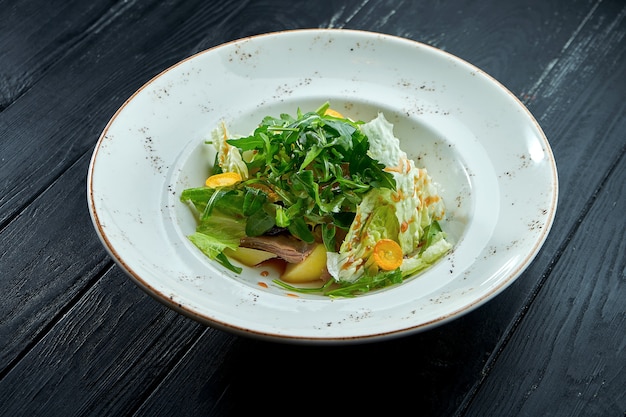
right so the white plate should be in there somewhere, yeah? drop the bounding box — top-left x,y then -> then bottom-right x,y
88,29 -> 558,343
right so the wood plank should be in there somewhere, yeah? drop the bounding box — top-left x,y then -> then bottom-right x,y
462,149 -> 626,416
0,265 -> 219,416
0,1 -> 623,416
0,0 -> 115,110
0,0 -> 245,226
137,319 -> 510,416
0,155 -> 111,372
336,0 -> 594,95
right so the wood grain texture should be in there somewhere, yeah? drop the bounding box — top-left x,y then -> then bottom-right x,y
0,0 -> 624,416
0,155 -> 110,371
0,0 -> 117,110
0,266 -> 210,416
463,153 -> 626,416
184,319 -> 505,416
0,0 -> 245,226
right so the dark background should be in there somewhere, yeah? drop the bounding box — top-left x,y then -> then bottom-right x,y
1,0 -> 624,416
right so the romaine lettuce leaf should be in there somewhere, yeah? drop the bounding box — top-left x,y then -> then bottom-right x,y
327,113 -> 451,284
187,213 -> 247,273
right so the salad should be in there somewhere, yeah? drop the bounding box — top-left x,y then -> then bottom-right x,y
180,103 -> 452,297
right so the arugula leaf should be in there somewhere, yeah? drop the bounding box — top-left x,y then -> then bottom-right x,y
226,135 -> 264,151
321,223 -> 336,252
326,269 -> 403,297
287,216 -> 315,243
242,187 -> 267,216
272,268 -> 403,297
245,206 -> 275,236
227,108 -> 397,228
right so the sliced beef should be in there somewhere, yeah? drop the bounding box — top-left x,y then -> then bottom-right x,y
240,235 -> 316,263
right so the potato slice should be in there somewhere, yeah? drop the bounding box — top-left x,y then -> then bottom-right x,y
224,247 -> 277,266
281,243 -> 327,283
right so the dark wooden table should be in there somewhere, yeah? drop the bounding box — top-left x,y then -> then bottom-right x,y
1,1 -> 624,415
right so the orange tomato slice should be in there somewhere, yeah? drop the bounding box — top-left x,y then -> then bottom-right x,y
324,108 -> 344,118
373,239 -> 403,270
205,172 -> 242,188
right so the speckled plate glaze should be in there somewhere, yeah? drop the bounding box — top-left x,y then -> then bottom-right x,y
87,29 -> 558,344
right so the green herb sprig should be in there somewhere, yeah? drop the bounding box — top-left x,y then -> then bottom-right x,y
224,102 -> 396,249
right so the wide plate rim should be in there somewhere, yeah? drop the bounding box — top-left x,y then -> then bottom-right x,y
87,28 -> 558,344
